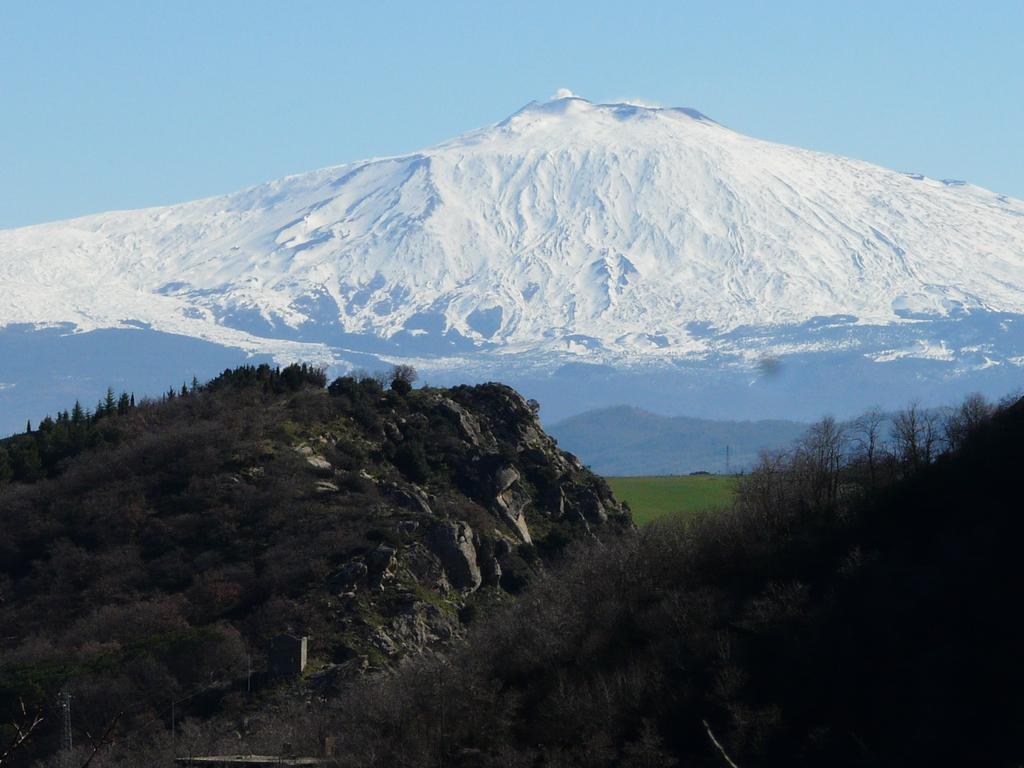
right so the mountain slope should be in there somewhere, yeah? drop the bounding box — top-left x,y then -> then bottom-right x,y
2,94 -> 1024,430
2,95 -> 1023,358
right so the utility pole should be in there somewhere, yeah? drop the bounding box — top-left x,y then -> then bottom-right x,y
59,690 -> 73,764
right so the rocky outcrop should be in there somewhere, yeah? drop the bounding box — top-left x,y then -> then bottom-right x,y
388,484 -> 434,516
428,521 -> 482,591
492,465 -> 533,542
402,541 -> 451,592
387,600 -> 458,649
438,398 -> 496,452
305,379 -> 631,675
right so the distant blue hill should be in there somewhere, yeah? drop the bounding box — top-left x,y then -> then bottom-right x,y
0,324 -> 272,436
548,406 -> 808,476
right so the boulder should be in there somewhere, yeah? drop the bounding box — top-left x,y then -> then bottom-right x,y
306,455 -> 333,474
495,465 -> 520,493
428,521 -> 482,591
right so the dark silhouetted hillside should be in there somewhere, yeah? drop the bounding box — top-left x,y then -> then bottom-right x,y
311,394 -> 1024,767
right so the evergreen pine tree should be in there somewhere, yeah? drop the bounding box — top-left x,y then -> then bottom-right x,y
25,419 -> 31,433
104,387 -> 116,415
71,401 -> 84,424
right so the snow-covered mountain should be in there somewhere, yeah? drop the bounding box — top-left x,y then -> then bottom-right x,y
2,93 -> 1024,431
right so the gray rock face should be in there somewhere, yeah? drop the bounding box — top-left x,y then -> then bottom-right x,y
388,601 -> 457,649
438,398 -> 496,451
403,541 -> 450,592
428,521 -> 482,591
493,465 -> 532,542
583,489 -> 609,524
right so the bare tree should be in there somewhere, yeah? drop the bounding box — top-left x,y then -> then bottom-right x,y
919,408 -> 944,465
77,711 -> 123,768
892,401 -> 947,471
736,450 -> 792,535
390,365 -> 418,385
795,416 -> 847,509
892,402 -> 923,472
944,392 -> 993,452
387,365 -> 418,394
851,407 -> 886,488
0,699 -> 43,767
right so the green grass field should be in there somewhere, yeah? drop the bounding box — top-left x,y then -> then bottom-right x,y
607,474 -> 740,526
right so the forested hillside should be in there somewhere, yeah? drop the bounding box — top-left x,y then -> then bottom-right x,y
0,364 -> 630,767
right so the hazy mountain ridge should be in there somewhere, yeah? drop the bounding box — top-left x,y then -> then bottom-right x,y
549,405 -> 808,475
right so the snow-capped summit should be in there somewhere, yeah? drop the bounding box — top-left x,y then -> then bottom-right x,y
1,94 -> 1024,426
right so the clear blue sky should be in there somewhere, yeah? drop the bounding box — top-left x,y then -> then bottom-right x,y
1,1 -> 1021,229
